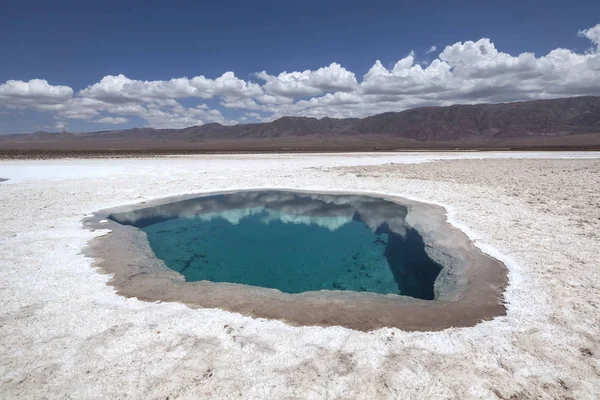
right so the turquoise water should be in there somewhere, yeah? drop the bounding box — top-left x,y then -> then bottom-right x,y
110,191 -> 442,300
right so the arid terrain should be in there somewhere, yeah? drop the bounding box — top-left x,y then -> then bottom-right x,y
0,152 -> 599,399
1,96 -> 600,153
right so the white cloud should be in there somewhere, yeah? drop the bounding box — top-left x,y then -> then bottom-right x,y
95,116 -> 129,124
51,96 -> 232,129
79,72 -> 262,104
578,23 -> 600,53
0,79 -> 73,110
136,102 -> 236,129
256,62 -> 358,97
359,34 -> 600,106
54,121 -> 68,131
1,23 -> 600,129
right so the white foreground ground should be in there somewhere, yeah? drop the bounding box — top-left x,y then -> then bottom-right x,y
0,152 -> 599,399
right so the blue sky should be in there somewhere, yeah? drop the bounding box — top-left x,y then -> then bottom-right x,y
1,0 -> 599,133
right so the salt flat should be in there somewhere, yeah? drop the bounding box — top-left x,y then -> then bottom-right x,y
0,152 -> 599,399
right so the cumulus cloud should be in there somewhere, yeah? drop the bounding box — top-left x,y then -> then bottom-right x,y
578,23 -> 600,52
0,79 -> 73,110
1,23 -> 600,130
359,34 -> 600,106
79,72 -> 262,104
138,102 -> 233,129
54,121 -> 68,131
95,116 -> 129,124
50,95 -> 231,129
256,62 -> 358,97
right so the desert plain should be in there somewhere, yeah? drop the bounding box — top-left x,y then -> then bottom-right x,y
0,151 -> 599,399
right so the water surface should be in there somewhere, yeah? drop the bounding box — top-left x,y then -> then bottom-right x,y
110,191 -> 442,300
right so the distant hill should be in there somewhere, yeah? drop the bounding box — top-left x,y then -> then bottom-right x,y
2,96 -> 600,152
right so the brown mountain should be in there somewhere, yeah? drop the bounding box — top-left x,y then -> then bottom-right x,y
2,96 -> 600,152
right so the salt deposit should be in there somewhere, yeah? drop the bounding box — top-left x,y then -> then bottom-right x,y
0,152 -> 599,399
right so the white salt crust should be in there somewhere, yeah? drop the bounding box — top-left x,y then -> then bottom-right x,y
0,151 -> 599,399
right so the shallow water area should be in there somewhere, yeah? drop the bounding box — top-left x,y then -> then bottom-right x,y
91,188 -> 507,331
110,191 -> 442,300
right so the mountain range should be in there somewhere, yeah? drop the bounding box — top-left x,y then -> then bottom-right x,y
2,96 -> 600,152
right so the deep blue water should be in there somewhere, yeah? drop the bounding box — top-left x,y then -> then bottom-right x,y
110,191 -> 442,300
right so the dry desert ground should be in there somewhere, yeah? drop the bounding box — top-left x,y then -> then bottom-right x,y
0,151 -> 599,399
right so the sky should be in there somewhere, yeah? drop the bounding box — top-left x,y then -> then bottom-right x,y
0,0 -> 599,134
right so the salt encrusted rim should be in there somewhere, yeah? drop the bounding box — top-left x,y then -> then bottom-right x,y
83,188 -> 508,331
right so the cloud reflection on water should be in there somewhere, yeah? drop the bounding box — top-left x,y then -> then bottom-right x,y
111,191 -> 409,236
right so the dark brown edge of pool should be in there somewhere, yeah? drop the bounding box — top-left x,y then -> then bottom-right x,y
83,189 -> 507,332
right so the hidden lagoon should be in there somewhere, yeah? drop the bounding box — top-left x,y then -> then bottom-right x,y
87,190 -> 507,331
